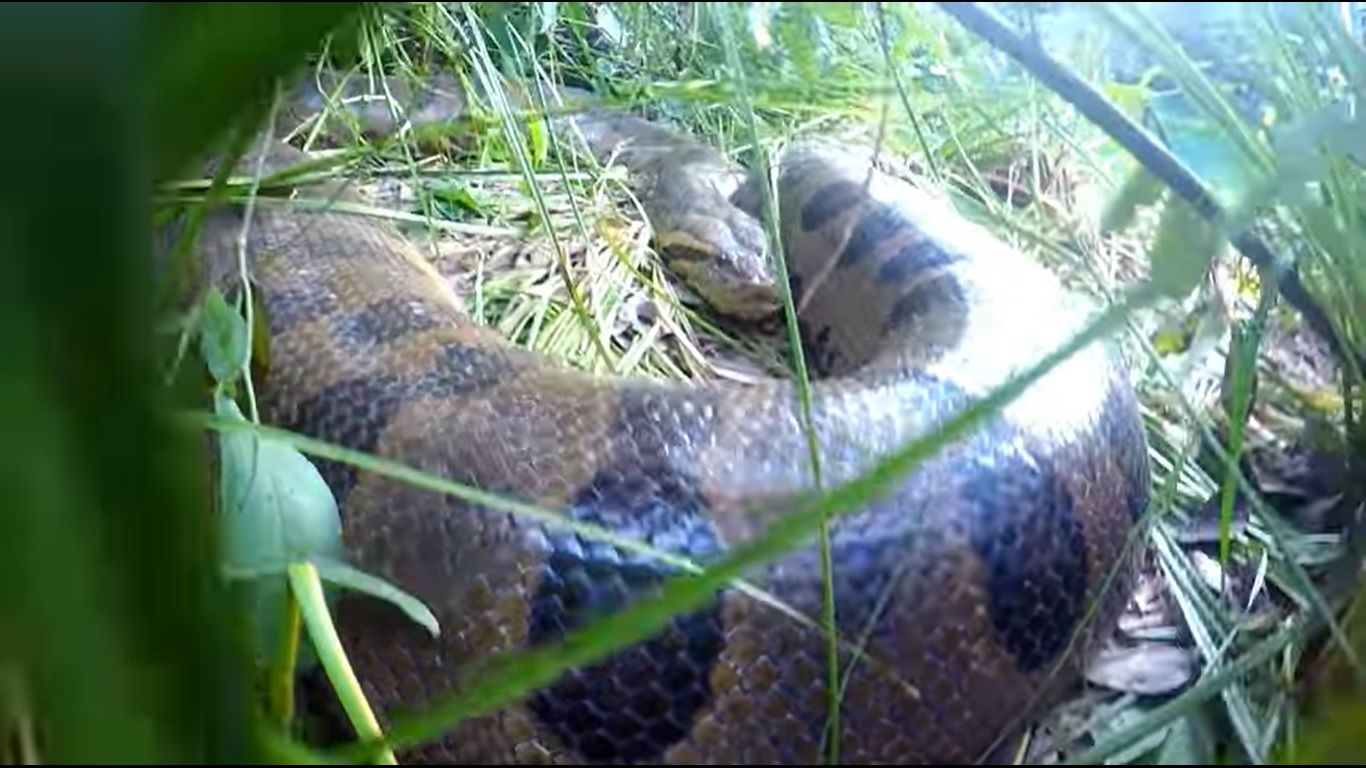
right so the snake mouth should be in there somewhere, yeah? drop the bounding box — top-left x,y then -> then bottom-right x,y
668,259 -> 781,320
717,288 -> 783,321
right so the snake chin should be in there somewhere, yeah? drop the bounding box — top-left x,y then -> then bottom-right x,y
670,257 -> 781,321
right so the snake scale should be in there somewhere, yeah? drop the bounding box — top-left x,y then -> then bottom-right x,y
175,71 -> 1152,764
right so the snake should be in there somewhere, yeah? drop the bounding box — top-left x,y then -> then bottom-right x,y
171,69 -> 1153,764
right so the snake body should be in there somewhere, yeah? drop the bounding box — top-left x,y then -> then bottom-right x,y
180,72 -> 1152,764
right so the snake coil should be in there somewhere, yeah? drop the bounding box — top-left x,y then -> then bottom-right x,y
174,72 -> 1152,764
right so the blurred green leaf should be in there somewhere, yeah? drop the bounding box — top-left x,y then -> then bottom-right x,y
148,3 -> 364,178
0,1 -> 366,761
200,287 -> 249,389
1283,697 -> 1366,763
1102,165 -> 1166,233
1149,197 -> 1224,300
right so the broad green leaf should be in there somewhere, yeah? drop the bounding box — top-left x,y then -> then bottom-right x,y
1148,197 -> 1224,300
216,394 -> 344,660
199,287 -> 248,387
314,557 -> 439,638
218,394 -> 343,566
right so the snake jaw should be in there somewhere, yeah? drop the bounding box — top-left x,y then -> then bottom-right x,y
658,227 -> 781,321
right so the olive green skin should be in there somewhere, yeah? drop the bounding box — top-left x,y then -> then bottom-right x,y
179,74 -> 1151,764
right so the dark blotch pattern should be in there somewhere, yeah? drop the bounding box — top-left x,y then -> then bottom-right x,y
876,243 -> 961,287
838,204 -> 905,268
284,342 -> 521,504
334,297 -> 445,348
286,375 -> 409,505
875,251 -> 917,284
962,442 -> 1088,672
800,322 -> 840,377
524,386 -> 725,763
413,341 -> 527,399
799,180 -> 863,231
263,288 -> 341,334
527,464 -> 726,764
792,374 -> 974,646
883,276 -> 968,353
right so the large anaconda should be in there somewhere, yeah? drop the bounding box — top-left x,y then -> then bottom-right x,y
177,71 -> 1152,764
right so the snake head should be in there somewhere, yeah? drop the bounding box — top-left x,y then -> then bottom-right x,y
655,202 -> 781,322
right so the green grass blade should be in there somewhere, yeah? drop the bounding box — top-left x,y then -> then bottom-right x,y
452,4 -> 616,371
288,561 -> 396,765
